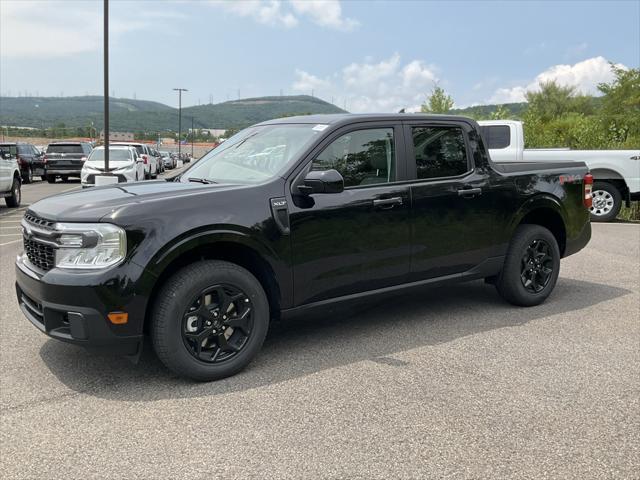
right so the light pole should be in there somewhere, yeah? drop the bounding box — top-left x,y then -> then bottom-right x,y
191,116 -> 194,158
103,0 -> 109,171
173,88 -> 187,159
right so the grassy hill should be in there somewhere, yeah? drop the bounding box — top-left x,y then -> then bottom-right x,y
449,102 -> 528,119
0,95 -> 346,131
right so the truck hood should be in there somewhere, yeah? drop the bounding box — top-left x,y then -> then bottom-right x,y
28,180 -> 247,222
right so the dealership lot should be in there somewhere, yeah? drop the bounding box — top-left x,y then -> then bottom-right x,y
0,182 -> 638,479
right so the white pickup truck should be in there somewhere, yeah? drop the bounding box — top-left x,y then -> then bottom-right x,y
0,146 -> 22,208
479,120 -> 640,222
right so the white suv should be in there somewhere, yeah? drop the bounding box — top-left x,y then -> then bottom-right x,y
111,142 -> 157,179
0,146 -> 21,207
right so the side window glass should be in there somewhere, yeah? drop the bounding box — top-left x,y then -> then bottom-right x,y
312,128 -> 395,187
481,126 -> 510,149
411,126 -> 469,179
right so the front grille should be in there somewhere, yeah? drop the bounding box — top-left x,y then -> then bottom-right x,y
24,237 -> 56,271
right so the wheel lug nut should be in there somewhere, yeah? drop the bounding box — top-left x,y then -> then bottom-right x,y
223,315 -> 227,319
245,298 -> 249,303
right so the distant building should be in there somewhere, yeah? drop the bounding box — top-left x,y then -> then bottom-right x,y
197,128 -> 226,138
100,131 -> 134,141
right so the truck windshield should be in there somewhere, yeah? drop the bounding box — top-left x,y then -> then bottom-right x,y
182,124 -> 323,184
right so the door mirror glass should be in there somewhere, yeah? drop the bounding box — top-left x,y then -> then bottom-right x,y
299,169 -> 344,195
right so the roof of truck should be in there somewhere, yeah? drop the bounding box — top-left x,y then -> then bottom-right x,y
258,113 -> 475,126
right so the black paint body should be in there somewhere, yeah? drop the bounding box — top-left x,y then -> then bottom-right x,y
15,115 -> 591,355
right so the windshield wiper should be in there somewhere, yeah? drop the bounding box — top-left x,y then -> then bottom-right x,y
187,177 -> 217,184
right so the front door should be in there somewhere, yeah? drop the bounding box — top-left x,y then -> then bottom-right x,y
289,124 -> 411,306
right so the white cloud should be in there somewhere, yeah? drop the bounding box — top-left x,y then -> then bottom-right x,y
488,56 -> 625,104
209,0 -> 358,30
210,0 -> 298,28
0,0 -> 184,58
292,54 -> 440,112
290,0 -> 359,31
292,69 -> 330,93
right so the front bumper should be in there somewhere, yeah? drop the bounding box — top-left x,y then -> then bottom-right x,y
15,254 -> 144,356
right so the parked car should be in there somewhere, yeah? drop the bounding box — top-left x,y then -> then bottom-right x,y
81,146 -> 145,187
44,141 -> 93,183
479,120 -> 640,222
0,146 -> 21,207
0,142 -> 45,183
151,148 -> 164,174
160,150 -> 176,169
111,142 -> 157,179
15,114 -> 592,381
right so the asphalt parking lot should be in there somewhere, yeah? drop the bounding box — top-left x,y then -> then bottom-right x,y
0,180 -> 638,479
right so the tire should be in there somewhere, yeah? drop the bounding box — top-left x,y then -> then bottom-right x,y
151,260 -> 269,381
61,175 -> 69,182
23,167 -> 33,184
40,175 -> 47,181
495,224 -> 561,307
5,177 -> 21,208
46,175 -> 56,184
590,181 -> 622,222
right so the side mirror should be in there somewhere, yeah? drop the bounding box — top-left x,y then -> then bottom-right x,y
298,169 -> 344,195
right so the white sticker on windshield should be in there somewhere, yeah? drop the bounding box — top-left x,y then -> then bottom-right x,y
312,124 -> 329,131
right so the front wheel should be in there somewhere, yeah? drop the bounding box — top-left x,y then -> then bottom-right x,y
590,181 -> 622,222
5,177 -> 21,207
495,224 -> 560,307
151,260 -> 269,381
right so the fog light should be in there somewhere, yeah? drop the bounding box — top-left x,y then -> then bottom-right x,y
108,312 -> 128,324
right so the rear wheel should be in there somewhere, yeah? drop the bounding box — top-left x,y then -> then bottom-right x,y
46,175 -> 56,183
496,224 -> 560,307
590,181 -> 622,222
23,167 -> 33,184
5,177 -> 21,207
151,260 -> 269,381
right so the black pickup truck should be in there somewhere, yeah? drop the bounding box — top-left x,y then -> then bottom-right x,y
15,114 -> 592,381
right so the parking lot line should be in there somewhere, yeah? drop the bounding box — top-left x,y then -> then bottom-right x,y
0,239 -> 21,246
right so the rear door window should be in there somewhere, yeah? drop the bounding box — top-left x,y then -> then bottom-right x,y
480,126 -> 511,149
410,126 -> 470,179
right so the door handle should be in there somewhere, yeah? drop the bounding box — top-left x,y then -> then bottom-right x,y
373,196 -> 403,208
457,187 -> 482,197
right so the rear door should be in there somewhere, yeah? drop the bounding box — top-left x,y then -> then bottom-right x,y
404,120 -> 501,281
288,122 -> 411,306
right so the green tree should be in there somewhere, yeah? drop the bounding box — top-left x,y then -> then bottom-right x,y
524,81 -> 593,122
597,64 -> 640,147
421,86 -> 454,114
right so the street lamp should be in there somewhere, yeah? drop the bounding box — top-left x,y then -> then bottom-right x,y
173,88 -> 188,160
103,0 -> 109,171
191,116 -> 194,158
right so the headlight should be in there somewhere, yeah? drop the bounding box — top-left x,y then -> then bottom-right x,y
54,223 -> 126,269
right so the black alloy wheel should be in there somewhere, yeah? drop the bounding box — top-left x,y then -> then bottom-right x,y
182,284 -> 253,363
520,239 -> 554,293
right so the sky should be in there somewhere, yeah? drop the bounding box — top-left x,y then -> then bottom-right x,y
1,0 -> 639,112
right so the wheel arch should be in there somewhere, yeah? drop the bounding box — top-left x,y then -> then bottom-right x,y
589,169 -> 629,195
142,231 -> 284,333
512,195 -> 567,256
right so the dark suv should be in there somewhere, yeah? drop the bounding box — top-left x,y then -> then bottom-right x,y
0,142 -> 45,183
15,114 -> 592,381
44,142 -> 93,183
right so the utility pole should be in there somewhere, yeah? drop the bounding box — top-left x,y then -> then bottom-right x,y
103,0 -> 109,171
173,88 -> 188,160
191,117 -> 194,158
